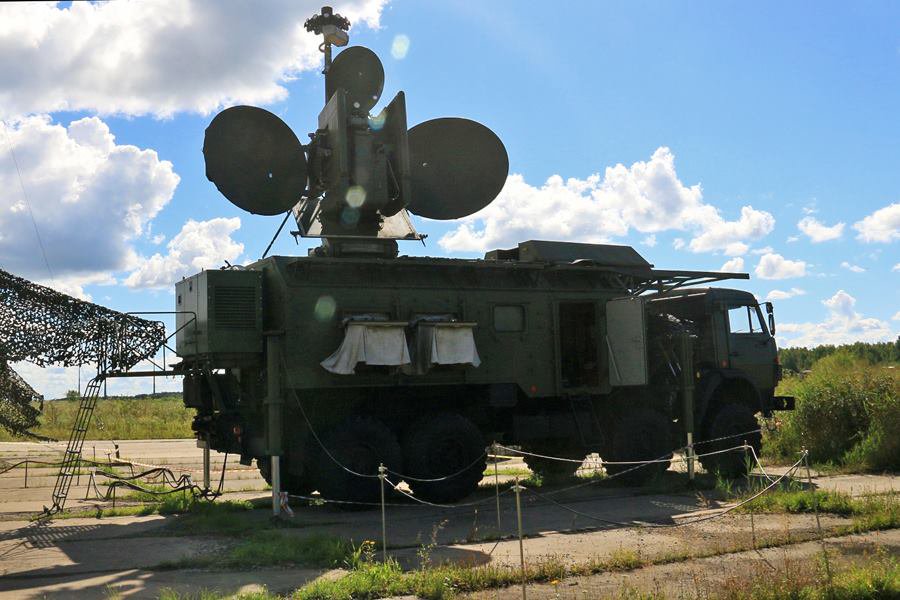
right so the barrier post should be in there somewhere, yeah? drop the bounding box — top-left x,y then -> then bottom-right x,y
493,442 -> 501,531
803,448 -> 832,590
514,477 -> 527,600
378,463 -> 388,563
746,442 -> 756,549
24,458 -> 28,489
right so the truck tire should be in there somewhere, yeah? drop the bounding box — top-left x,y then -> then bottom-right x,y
603,408 -> 672,486
699,403 -> 761,479
257,457 -> 314,496
401,413 -> 487,503
522,444 -> 584,483
311,416 -> 402,505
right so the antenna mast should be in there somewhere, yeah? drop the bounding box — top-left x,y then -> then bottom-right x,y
305,6 -> 350,80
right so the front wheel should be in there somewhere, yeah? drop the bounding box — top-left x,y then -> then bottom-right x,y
698,403 -> 761,479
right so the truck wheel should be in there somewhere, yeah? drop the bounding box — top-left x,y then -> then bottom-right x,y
257,457 -> 314,496
603,408 -> 672,485
699,403 -> 761,479
402,413 -> 487,503
311,416 -> 402,505
522,444 -> 584,483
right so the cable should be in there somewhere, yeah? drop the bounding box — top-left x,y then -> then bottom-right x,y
2,123 -> 54,282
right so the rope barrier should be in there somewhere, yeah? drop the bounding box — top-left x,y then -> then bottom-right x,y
522,452 -> 806,530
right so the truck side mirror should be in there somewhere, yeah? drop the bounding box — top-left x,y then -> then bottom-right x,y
765,301 -> 775,335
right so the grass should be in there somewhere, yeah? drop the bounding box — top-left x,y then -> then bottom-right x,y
52,497 -> 254,521
763,352 -> 900,471
0,394 -> 193,441
159,532 -> 359,571
159,541 -> 899,600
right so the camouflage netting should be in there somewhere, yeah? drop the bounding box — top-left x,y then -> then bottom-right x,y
0,267 -> 165,437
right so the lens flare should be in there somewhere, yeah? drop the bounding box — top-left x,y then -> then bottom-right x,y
391,34 -> 410,59
314,295 -> 336,321
346,185 -> 366,208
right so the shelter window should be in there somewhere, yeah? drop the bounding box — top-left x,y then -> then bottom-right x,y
494,305 -> 525,332
728,306 -> 764,334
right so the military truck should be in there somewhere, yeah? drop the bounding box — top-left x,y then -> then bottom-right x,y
173,9 -> 793,504
175,239 -> 793,503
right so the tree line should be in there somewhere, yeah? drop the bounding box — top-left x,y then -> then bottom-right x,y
779,337 -> 900,372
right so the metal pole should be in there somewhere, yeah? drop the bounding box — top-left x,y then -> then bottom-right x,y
271,455 -> 281,517
24,458 -> 28,489
493,443 -> 501,532
379,463 -> 387,563
680,335 -> 695,482
514,477 -> 527,600
264,332 -> 284,517
202,440 -> 211,491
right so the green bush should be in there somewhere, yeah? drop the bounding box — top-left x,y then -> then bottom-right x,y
763,352 -> 899,470
0,395 -> 193,441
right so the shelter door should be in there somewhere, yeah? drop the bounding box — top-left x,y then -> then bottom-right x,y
558,302 -> 600,389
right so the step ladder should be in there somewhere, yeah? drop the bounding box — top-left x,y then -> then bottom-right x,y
45,376 -> 105,515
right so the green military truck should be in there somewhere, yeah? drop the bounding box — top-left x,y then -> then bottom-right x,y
175,14 -> 793,504
175,239 -> 793,503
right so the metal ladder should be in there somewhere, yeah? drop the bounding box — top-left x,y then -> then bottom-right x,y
45,376 -> 105,515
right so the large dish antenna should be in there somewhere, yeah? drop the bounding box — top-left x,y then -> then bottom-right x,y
203,106 -> 307,216
406,118 -> 508,220
325,46 -> 384,113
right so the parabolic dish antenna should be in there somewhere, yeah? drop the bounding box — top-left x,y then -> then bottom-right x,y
406,118 -> 509,220
326,46 -> 385,113
203,106 -> 308,216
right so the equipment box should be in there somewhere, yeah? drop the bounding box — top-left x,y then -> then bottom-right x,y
175,270 -> 263,357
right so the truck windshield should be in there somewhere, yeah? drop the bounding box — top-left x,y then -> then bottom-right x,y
727,305 -> 766,334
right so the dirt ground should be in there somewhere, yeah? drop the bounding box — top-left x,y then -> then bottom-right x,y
1,440 -> 897,599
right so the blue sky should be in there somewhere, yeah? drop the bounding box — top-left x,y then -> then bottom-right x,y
1,1 -> 898,397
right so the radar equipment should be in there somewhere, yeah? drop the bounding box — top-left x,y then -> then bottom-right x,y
202,6 -> 509,257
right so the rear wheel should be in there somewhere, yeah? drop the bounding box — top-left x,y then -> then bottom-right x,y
310,416 -> 402,505
522,443 -> 584,483
603,408 -> 672,485
402,413 -> 486,503
699,403 -> 761,478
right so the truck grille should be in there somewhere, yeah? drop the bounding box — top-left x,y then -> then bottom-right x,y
214,286 -> 256,329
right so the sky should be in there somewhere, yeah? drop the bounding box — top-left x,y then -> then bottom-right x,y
1,0 -> 898,399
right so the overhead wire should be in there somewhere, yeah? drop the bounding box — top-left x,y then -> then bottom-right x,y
2,122 -> 54,282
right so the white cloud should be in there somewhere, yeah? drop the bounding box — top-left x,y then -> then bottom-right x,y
124,218 -> 244,289
894,263 -> 900,272
787,235 -> 800,243
853,203 -> 900,243
720,257 -> 744,272
673,238 -> 685,250
754,253 -> 807,280
797,216 -> 844,242
641,234 -> 657,247
778,290 -> 895,347
0,115 -> 178,289
0,0 -> 387,118
438,147 -> 774,255
765,287 -> 806,301
840,261 -> 865,273
751,246 -> 774,255
893,311 -> 900,321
